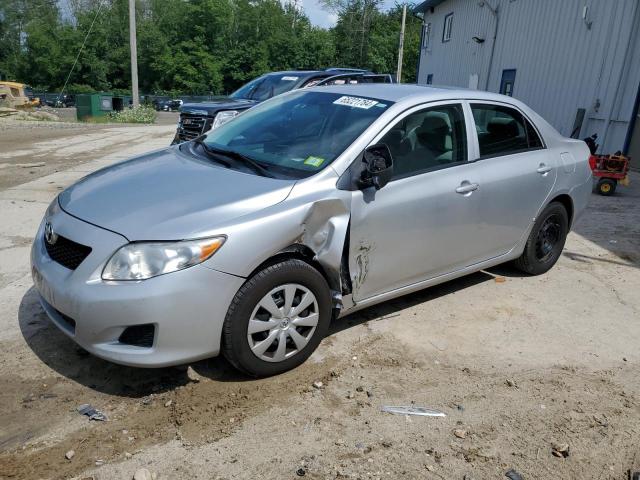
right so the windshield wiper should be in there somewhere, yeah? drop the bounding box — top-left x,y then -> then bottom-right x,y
195,139 -> 275,178
193,136 -> 232,168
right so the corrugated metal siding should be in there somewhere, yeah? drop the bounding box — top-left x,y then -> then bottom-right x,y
416,0 -> 640,154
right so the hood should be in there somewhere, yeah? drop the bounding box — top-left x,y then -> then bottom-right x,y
181,97 -> 257,116
59,148 -> 295,240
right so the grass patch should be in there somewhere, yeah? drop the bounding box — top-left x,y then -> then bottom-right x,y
108,105 -> 157,124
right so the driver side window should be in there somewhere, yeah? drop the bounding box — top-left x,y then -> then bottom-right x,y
380,104 -> 467,179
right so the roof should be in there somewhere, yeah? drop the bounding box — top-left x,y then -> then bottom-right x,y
308,83 -> 512,104
0,81 -> 26,88
412,0 -> 447,14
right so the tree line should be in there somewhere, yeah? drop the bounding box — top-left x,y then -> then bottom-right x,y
0,0 -> 421,96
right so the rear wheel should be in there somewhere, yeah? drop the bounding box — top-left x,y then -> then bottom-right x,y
514,202 -> 568,275
597,178 -> 616,196
222,259 -> 332,377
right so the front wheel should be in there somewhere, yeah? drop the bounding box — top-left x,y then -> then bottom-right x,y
514,202 -> 568,275
222,259 -> 332,377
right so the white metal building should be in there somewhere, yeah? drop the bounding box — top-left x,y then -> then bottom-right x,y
412,0 -> 640,167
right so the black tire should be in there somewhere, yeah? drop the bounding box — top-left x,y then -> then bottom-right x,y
222,259 -> 332,377
514,202 -> 569,275
597,178 -> 616,196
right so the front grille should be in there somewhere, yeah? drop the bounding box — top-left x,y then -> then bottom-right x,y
178,114 -> 210,141
44,234 -> 92,270
119,324 -> 155,348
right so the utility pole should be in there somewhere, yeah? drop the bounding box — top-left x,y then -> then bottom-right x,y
396,5 -> 407,83
129,0 -> 139,107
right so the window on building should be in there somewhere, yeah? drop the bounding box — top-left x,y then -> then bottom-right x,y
422,23 -> 431,49
471,104 -> 544,158
426,74 -> 433,85
442,13 -> 453,42
380,104 -> 467,179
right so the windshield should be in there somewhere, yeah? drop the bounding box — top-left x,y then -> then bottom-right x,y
201,91 -> 392,178
229,74 -> 302,102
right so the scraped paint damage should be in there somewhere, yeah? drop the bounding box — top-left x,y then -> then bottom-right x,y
353,242 -> 373,292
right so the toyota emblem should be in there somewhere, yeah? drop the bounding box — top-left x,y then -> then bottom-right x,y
44,221 -> 58,245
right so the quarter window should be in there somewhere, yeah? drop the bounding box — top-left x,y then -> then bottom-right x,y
471,104 -> 543,157
443,13 -> 453,42
380,104 -> 467,179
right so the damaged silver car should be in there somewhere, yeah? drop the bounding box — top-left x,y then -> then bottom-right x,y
31,84 -> 592,376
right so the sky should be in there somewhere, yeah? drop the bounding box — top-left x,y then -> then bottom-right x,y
297,0 -> 398,29
57,0 -> 397,30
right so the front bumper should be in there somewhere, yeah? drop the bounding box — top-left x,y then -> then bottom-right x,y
30,207 -> 245,367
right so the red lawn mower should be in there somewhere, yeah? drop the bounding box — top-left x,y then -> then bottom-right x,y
584,134 -> 631,196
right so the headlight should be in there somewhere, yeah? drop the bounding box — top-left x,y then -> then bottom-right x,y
210,110 -> 239,130
102,236 -> 225,281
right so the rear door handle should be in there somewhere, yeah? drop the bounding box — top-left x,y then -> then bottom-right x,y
537,164 -> 552,174
455,182 -> 479,194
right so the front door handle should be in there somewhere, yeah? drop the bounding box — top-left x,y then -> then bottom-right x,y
537,164 -> 552,174
455,182 -> 479,194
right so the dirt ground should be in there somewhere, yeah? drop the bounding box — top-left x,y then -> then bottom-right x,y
0,119 -> 639,480
0,111 -> 178,189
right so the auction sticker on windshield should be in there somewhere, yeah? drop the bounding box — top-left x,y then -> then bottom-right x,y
333,96 -> 378,109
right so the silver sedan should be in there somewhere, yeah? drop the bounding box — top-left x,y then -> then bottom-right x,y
31,84 -> 592,376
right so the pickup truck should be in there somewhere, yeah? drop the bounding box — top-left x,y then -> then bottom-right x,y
171,69 -> 393,144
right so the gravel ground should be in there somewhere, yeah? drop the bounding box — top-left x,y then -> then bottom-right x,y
0,111 -> 178,189
0,122 -> 638,480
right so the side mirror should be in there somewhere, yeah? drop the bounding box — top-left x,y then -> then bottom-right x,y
359,143 -> 394,190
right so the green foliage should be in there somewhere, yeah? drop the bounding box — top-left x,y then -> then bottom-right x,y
108,105 -> 157,124
0,0 -> 421,93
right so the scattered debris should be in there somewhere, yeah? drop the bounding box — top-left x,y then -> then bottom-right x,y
124,452 -> 133,459
425,464 -> 435,471
312,381 -> 323,389
133,467 -> 153,480
0,107 -> 19,117
453,429 -> 467,439
186,366 -> 201,383
505,469 -> 523,480
296,467 -> 306,476
77,404 -> 107,421
381,406 -> 446,417
551,442 -> 570,458
346,391 -> 355,399
164,399 -> 173,407
18,162 -> 46,168
65,450 -> 75,460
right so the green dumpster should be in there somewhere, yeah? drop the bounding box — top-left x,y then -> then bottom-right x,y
76,93 -> 115,120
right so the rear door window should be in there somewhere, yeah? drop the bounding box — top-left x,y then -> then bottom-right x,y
471,104 -> 543,158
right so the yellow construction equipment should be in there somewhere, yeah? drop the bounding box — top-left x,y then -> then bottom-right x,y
0,81 -> 39,108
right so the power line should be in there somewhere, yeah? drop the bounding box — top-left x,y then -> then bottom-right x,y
57,0 -> 104,103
